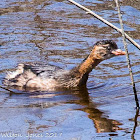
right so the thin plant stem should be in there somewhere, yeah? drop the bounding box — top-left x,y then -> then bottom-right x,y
67,0 -> 140,50
114,0 -> 139,108
67,0 -> 139,108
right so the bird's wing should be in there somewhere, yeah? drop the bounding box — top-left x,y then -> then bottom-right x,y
23,63 -> 63,78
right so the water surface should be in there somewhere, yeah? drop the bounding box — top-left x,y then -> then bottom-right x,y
0,0 -> 140,140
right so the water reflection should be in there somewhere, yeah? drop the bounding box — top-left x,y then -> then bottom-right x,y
131,109 -> 139,140
26,87 -> 123,134
1,87 -> 139,139
70,88 -> 123,133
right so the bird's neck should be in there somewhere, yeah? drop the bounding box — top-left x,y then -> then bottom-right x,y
78,56 -> 101,75
71,51 -> 102,86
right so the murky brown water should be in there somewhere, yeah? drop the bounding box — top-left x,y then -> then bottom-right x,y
0,0 -> 140,140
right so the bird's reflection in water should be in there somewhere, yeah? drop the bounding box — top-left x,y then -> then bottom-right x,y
28,86 -> 123,134
66,87 -> 123,133
2,86 -> 139,138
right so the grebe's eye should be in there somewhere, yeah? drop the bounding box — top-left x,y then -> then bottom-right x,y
107,46 -> 111,50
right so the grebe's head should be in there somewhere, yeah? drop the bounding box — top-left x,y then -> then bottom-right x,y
92,40 -> 125,60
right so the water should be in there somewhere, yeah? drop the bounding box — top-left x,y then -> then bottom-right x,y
0,0 -> 140,139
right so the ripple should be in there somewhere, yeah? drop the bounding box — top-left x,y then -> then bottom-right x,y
0,0 -> 140,139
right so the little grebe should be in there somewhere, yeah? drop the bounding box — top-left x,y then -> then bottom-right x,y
3,40 -> 125,91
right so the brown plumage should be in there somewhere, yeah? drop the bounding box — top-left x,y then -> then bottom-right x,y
3,40 -> 125,91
